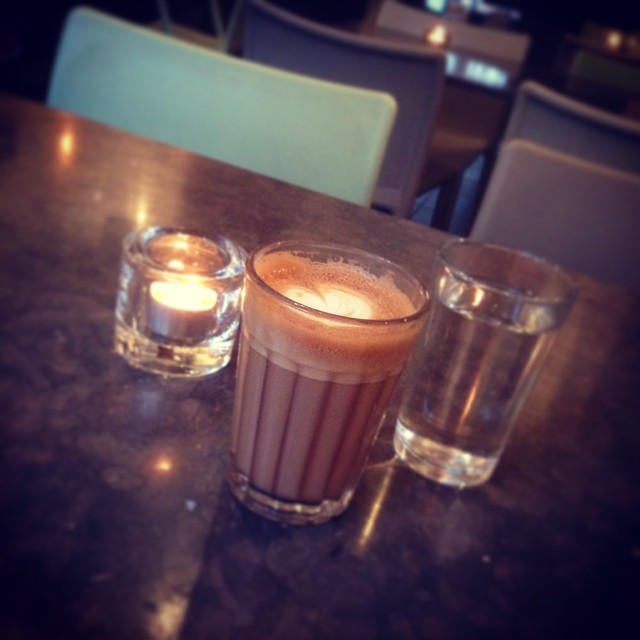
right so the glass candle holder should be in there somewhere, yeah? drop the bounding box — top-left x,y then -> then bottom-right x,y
114,226 -> 246,377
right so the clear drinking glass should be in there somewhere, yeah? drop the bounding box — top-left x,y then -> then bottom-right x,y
394,239 -> 579,488
114,226 -> 246,377
228,241 -> 429,525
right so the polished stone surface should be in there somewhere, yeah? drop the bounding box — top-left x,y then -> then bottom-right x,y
1,93 -> 639,639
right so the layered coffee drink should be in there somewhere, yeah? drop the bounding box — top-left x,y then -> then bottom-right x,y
228,241 -> 428,524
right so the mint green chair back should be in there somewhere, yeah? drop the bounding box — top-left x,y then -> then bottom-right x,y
244,0 -> 446,219
47,6 -> 397,206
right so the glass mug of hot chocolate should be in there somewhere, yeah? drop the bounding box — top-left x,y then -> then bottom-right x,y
228,241 -> 429,524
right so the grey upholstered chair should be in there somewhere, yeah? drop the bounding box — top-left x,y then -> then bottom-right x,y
243,0 -> 446,218
370,0 -> 532,229
471,140 -> 640,292
502,80 -> 640,174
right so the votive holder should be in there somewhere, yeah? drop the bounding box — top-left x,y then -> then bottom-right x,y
114,226 -> 246,377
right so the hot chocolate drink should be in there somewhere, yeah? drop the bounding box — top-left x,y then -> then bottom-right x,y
228,242 -> 428,524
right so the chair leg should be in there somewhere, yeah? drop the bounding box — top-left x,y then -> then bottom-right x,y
225,0 -> 246,53
155,0 -> 173,34
430,172 -> 464,231
474,149 -> 497,209
209,0 -> 227,49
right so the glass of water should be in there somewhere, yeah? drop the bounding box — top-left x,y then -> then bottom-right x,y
394,239 -> 579,487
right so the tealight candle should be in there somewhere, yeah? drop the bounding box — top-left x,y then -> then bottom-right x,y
148,281 -> 218,340
114,226 -> 246,377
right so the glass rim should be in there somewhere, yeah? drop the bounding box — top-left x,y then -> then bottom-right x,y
438,239 -> 580,306
246,240 -> 429,326
123,225 -> 245,279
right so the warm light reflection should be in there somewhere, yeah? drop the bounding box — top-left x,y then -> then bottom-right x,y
426,24 -> 449,48
156,598 -> 187,639
135,195 -> 149,228
458,367 -> 482,427
167,259 -> 185,271
147,595 -> 189,640
472,287 -> 485,307
606,30 -> 623,50
438,274 -> 447,290
154,456 -> 174,473
150,281 -> 218,312
356,464 -> 394,554
57,129 -> 76,165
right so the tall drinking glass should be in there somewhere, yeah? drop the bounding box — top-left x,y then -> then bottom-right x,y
228,241 -> 429,525
395,239 -> 579,488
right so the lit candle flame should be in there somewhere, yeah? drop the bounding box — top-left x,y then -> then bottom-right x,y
150,281 -> 217,312
426,24 -> 448,48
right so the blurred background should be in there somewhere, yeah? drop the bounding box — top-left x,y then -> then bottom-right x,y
1,0 -> 638,103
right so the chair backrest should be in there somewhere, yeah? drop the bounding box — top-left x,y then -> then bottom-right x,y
47,6 -> 397,207
471,140 -> 640,291
243,0 -> 445,218
502,80 -> 640,174
375,0 -> 531,66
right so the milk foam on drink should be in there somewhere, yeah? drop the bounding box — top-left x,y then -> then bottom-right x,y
242,250 -> 420,377
230,247 -> 427,510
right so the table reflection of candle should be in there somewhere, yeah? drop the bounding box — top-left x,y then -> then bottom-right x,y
148,281 -> 218,340
426,24 -> 449,48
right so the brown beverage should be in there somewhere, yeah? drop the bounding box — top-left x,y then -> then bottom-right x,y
228,242 -> 428,524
